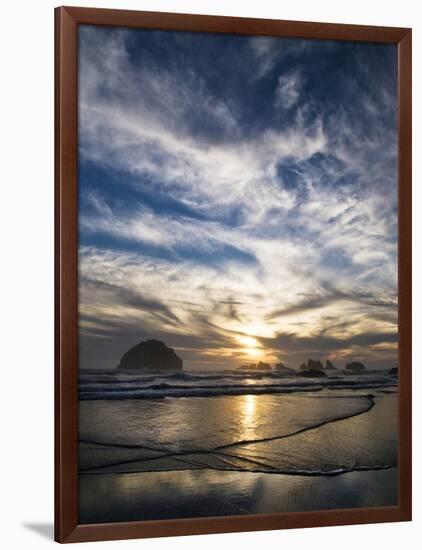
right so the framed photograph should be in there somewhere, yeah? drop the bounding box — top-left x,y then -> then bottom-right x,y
55,6 -> 412,543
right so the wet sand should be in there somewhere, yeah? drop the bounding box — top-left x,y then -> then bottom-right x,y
79,467 -> 397,524
78,390 -> 398,523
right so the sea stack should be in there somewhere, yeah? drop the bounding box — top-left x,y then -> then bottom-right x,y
117,339 -> 183,372
300,359 -> 324,371
238,361 -> 272,372
274,362 -> 293,373
257,361 -> 272,371
325,360 -> 337,370
345,361 -> 366,374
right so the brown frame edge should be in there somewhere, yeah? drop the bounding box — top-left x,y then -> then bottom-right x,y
55,5 -> 412,543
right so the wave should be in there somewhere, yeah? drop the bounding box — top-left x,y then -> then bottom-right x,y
78,377 -> 397,400
78,385 -> 319,400
79,371 -> 295,384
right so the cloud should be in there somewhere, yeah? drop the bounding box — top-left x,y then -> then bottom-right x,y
259,328 -> 397,369
248,36 -> 311,80
77,26 -> 398,370
275,71 -> 302,110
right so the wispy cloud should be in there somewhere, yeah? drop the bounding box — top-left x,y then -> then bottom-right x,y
275,70 -> 302,110
77,26 -> 398,370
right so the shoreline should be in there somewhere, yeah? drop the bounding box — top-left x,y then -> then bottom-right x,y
78,389 -> 398,523
80,463 -> 397,478
79,392 -> 396,476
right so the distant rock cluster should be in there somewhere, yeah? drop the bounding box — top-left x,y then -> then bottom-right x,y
296,359 -> 339,377
274,362 -> 295,373
237,357 -> 377,378
238,361 -> 272,372
299,359 -> 337,371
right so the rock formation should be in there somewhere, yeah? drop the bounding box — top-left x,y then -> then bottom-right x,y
117,339 -> 183,372
238,364 -> 253,371
238,361 -> 272,372
301,368 -> 327,378
389,367 -> 398,377
325,360 -> 337,370
300,359 -> 324,371
257,361 -> 272,371
274,362 -> 293,373
345,361 -> 366,374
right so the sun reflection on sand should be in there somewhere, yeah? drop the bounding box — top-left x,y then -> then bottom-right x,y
244,394 -> 256,418
239,394 -> 258,439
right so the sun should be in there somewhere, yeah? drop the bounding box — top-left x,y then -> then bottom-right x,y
237,335 -> 261,358
238,335 -> 259,348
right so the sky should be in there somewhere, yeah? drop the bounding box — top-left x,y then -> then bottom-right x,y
78,25 -> 398,371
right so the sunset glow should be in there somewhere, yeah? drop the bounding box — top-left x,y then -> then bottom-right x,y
78,27 -> 398,371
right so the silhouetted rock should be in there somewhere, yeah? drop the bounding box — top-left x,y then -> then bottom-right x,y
238,361 -> 272,372
117,339 -> 183,371
257,361 -> 272,371
325,360 -> 337,370
300,359 -> 324,371
301,368 -> 327,378
238,364 -> 254,371
389,367 -> 398,377
274,362 -> 294,373
345,361 -> 366,374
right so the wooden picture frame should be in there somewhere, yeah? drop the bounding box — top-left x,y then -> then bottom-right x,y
55,5 -> 412,543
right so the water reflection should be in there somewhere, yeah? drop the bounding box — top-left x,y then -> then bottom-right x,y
79,392 -> 372,457
79,467 -> 398,524
240,394 -> 257,440
231,395 -> 397,473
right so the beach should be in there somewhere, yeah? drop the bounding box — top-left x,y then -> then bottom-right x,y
78,370 -> 397,524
